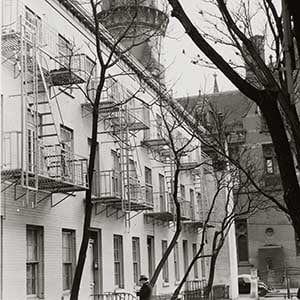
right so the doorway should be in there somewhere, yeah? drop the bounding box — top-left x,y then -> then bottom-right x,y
88,229 -> 102,297
147,236 -> 155,279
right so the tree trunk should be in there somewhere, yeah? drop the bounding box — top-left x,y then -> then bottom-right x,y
204,232 -> 219,300
260,94 -> 300,237
70,74 -> 105,300
170,242 -> 205,300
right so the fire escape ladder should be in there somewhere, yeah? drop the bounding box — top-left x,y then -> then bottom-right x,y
118,105 -> 134,229
19,16 -> 41,207
164,159 -> 176,223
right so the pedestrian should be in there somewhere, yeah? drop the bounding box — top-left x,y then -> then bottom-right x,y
137,275 -> 152,300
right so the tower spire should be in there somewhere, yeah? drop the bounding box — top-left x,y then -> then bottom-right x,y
213,73 -> 219,93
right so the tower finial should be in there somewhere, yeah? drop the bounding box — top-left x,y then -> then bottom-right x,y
213,73 -> 219,93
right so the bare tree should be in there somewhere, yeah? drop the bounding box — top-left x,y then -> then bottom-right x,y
148,102 -> 204,287
67,1 -> 168,299
163,94 -> 280,300
163,0 -> 300,237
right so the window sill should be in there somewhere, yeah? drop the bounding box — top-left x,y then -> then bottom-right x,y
175,281 -> 180,286
162,282 -> 170,287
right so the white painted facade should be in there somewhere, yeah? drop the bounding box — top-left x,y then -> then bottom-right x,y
0,1 -> 237,300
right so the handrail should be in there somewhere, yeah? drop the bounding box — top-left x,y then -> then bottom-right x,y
1,131 -> 88,187
92,292 -> 137,300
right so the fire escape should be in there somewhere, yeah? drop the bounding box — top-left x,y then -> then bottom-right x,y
82,76 -> 153,225
1,1 -> 89,207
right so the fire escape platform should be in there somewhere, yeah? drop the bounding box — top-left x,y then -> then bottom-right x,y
49,68 -> 85,86
182,219 -> 204,228
145,211 -> 174,221
180,162 -> 201,171
2,32 -> 23,62
91,195 -> 153,211
1,169 -> 88,193
141,138 -> 169,148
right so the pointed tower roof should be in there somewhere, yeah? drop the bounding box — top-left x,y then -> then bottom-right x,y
213,73 -> 219,93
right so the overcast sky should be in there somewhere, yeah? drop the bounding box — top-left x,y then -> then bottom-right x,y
163,0 -> 268,97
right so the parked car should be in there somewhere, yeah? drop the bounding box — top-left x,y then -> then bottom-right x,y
238,274 -> 271,297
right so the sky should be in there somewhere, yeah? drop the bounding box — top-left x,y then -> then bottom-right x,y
162,0 -> 269,98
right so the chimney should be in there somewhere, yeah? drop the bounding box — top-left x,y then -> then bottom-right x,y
243,35 -> 265,85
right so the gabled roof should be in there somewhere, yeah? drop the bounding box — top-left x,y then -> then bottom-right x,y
178,90 -> 253,128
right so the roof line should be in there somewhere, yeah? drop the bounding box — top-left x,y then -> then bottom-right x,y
55,0 -> 206,135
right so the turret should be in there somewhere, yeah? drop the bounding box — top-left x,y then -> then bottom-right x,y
97,0 -> 169,81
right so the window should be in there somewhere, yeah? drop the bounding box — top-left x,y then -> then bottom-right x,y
295,231 -> 300,256
201,257 -> 206,278
145,167 -> 152,185
114,235 -> 124,288
60,125 -> 74,179
145,167 -> 153,204
86,56 -> 96,78
58,34 -> 72,67
147,236 -> 155,279
24,7 -> 41,42
161,240 -> 169,283
263,144 -> 277,175
27,226 -> 44,297
180,184 -> 185,201
192,243 -> 199,279
89,139 -> 100,195
129,159 -> 138,201
190,189 -> 195,220
173,243 -> 180,282
62,229 -> 76,290
60,125 -> 74,153
183,240 -> 189,273
111,151 -> 121,197
132,237 -> 141,285
159,174 -> 166,211
265,158 -> 274,174
235,219 -> 249,263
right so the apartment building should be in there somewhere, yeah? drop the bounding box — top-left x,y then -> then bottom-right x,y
0,0 -> 237,299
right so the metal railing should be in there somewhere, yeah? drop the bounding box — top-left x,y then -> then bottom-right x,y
1,132 -> 88,188
179,200 -> 191,219
51,53 -> 92,84
152,192 -> 174,214
91,292 -> 137,300
94,170 -> 122,199
143,120 -> 167,142
143,183 -> 154,206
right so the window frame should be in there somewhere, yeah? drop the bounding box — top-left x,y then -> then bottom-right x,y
62,229 -> 76,291
132,237 -> 141,285
173,243 -> 180,282
180,184 -> 186,201
26,225 -> 44,297
113,235 -> 124,288
183,240 -> 189,274
192,243 -> 199,279
161,240 -> 169,283
58,34 -> 72,67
